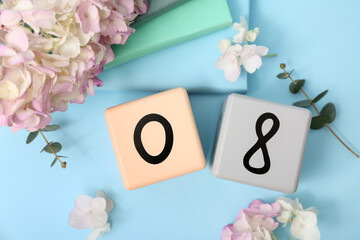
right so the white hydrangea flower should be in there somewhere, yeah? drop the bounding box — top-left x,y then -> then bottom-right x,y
69,190 -> 114,240
291,211 -> 320,240
215,16 -> 270,82
276,197 -> 320,240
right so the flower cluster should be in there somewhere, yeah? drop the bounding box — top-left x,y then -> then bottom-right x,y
0,0 -> 147,132
215,17 -> 269,82
277,197 -> 320,240
222,198 -> 320,240
69,190 -> 114,240
222,199 -> 280,240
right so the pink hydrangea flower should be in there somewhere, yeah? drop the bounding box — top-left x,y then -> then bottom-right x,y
221,200 -> 280,240
0,0 -> 147,132
242,199 -> 280,218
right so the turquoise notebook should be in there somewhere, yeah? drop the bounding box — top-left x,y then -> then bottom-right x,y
99,0 -> 249,93
105,0 -> 233,68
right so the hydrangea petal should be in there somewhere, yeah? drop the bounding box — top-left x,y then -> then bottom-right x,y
221,224 -> 234,240
91,198 -> 106,212
118,0 -> 135,16
21,10 -> 56,30
87,223 -> 111,240
69,208 -> 92,229
89,210 -> 108,229
218,39 -> 231,54
0,45 -> 17,57
6,28 -> 29,52
75,195 -> 93,213
0,10 -> 21,27
58,35 -> 81,58
243,55 -> 262,74
96,190 -> 114,213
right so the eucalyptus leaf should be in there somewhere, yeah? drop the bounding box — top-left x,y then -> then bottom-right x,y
289,79 -> 305,94
41,142 -> 62,154
293,100 -> 311,108
312,90 -> 328,103
26,131 -> 39,144
43,142 -> 62,154
41,141 -> 53,152
311,115 -> 330,129
41,124 -> 60,132
320,103 -> 336,123
50,158 -> 57,167
277,72 -> 288,79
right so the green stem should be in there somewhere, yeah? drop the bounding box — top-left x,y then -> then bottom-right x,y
264,53 -> 278,57
270,232 -> 279,240
290,235 -> 294,240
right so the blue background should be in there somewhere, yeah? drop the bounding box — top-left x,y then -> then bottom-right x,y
1,0 -> 359,239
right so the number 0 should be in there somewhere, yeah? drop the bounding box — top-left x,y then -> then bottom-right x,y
133,113 -> 174,164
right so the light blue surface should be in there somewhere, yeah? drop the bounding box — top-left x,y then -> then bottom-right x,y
1,0 -> 360,239
98,0 -> 249,93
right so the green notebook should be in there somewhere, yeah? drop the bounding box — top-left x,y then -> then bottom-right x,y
105,0 -> 232,69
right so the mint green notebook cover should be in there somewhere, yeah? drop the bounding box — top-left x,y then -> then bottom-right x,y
105,0 -> 232,69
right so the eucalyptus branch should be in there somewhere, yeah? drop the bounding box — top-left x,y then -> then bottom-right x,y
39,130 -> 66,168
279,63 -> 359,158
264,53 -> 278,57
26,124 -> 68,168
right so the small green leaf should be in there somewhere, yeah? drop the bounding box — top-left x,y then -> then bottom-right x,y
320,103 -> 336,123
277,72 -> 288,79
58,155 -> 68,158
277,70 -> 294,79
289,79 -> 305,94
41,141 -> 53,152
50,158 -> 57,167
26,131 -> 39,144
312,90 -> 328,103
41,142 -> 62,154
41,124 -> 60,132
293,100 -> 311,108
311,115 -> 330,129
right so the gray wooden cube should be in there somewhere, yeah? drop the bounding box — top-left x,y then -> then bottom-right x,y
212,93 -> 312,193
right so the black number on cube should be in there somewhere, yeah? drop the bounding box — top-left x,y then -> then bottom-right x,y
243,112 -> 280,175
133,113 -> 174,164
